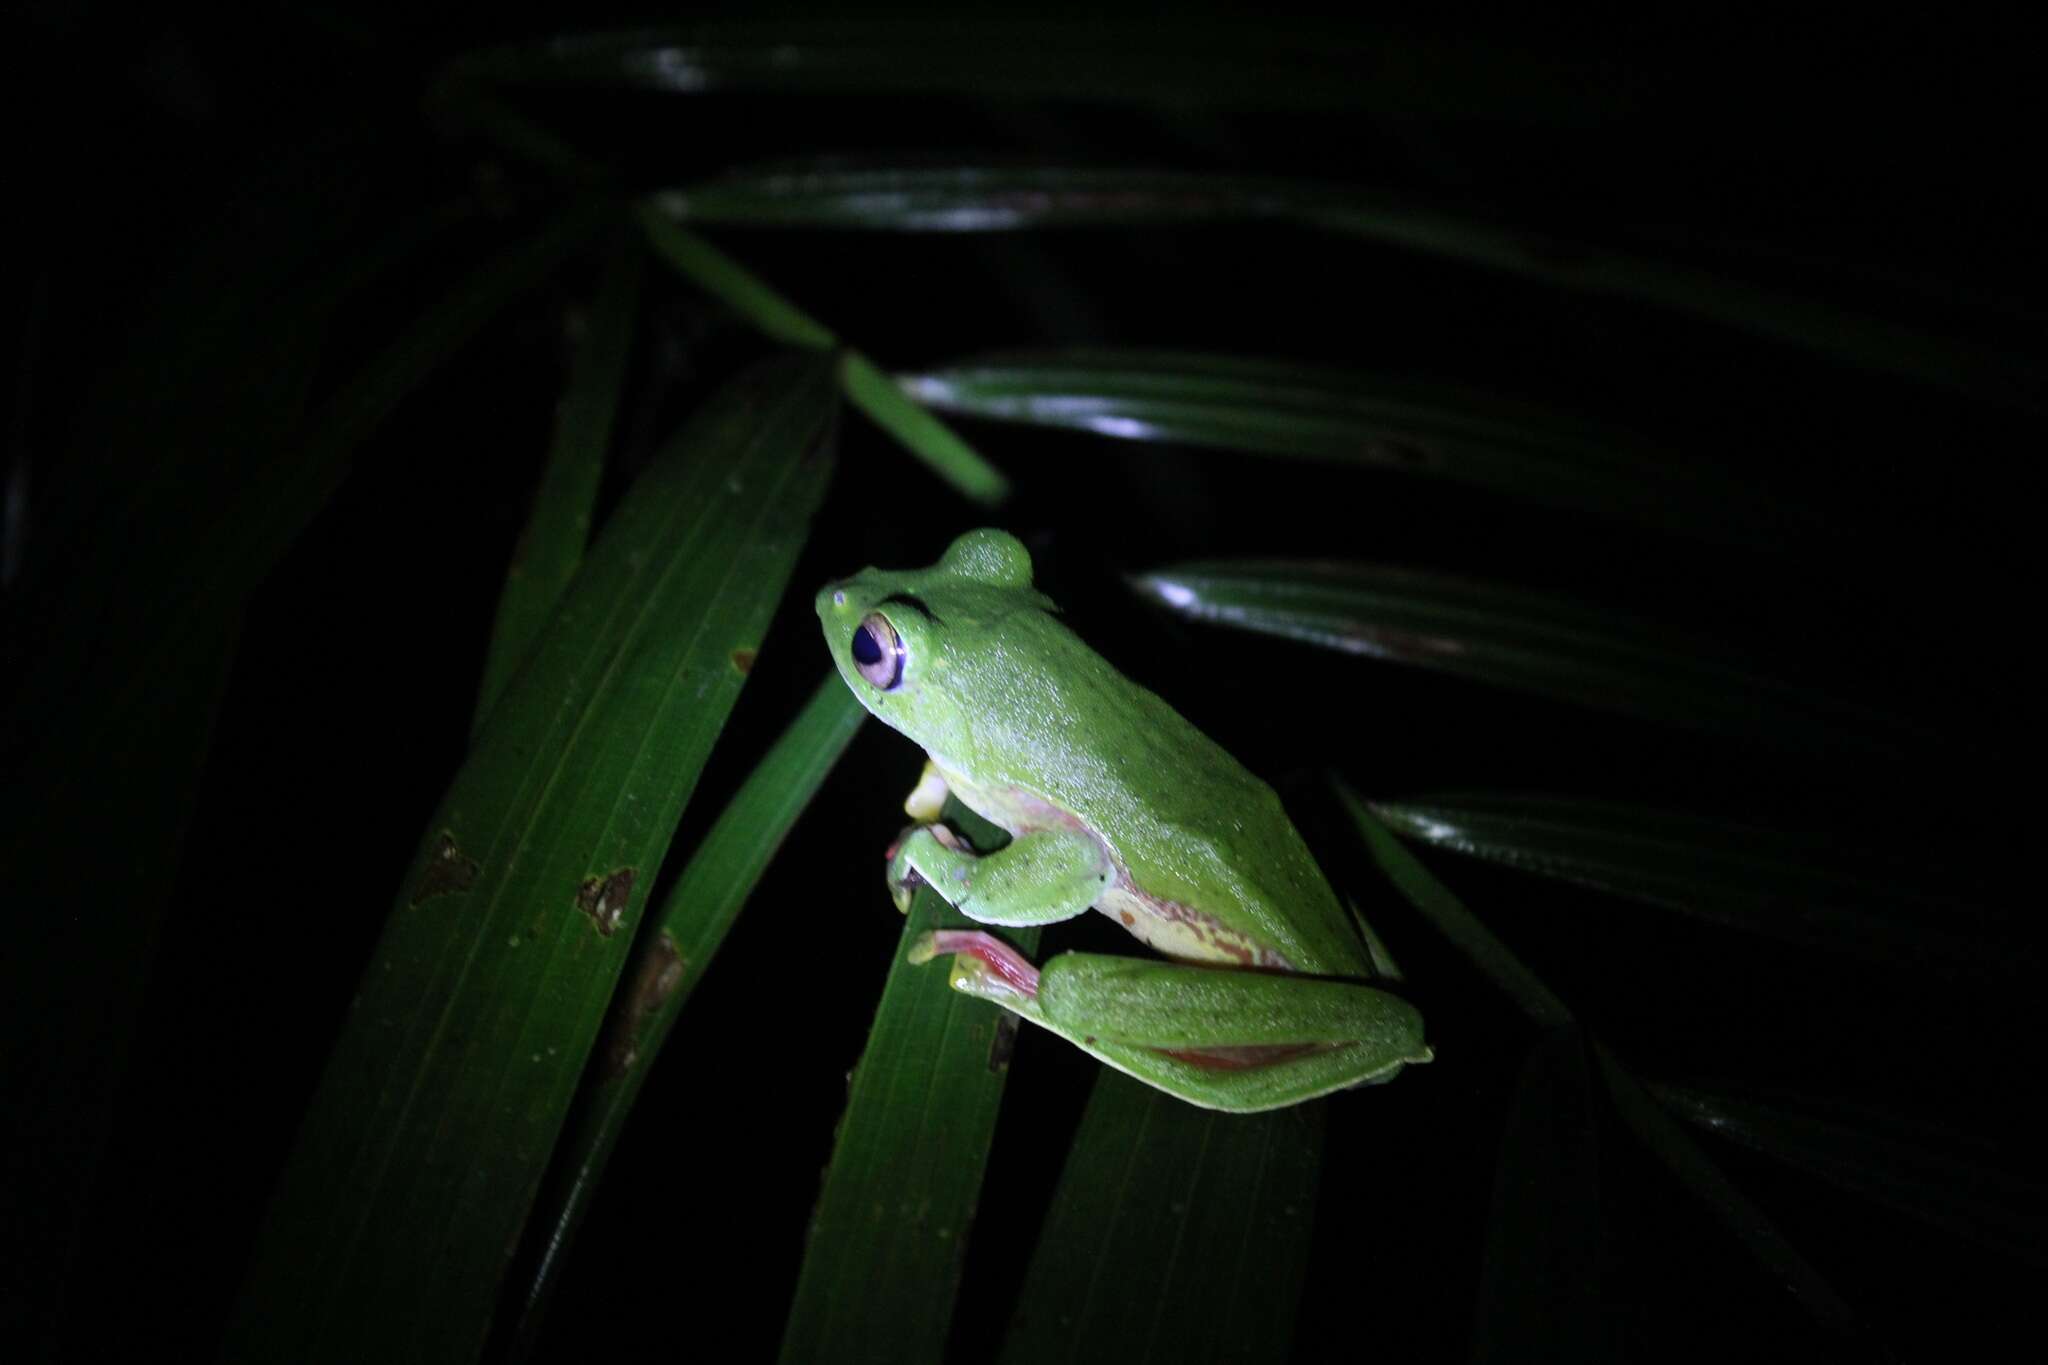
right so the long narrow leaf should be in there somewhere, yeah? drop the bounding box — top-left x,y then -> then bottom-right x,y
657,159 -> 2035,410
1339,784 -> 1875,1352
1370,794 -> 2024,970
780,804 -> 1036,1365
474,230 -> 645,732
1650,1083 -> 2048,1267
999,1072 -> 1322,1365
895,348 -> 1776,541
449,23 -> 1631,117
636,205 -> 1009,504
1335,781 -> 1572,1030
1135,561 -> 1924,753
220,353 -> 837,1363
1596,1049 -> 1885,1355
504,676 -> 866,1356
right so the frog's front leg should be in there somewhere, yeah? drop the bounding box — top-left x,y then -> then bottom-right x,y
887,823 -> 1112,923
909,932 -> 1431,1113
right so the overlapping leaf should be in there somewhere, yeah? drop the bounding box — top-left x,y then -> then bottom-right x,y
221,354 -> 837,1363
504,677 -> 866,1355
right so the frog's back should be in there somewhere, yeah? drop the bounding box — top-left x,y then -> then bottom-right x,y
946,609 -> 1369,977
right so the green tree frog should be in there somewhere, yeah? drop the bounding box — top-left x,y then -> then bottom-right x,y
817,529 -> 1431,1112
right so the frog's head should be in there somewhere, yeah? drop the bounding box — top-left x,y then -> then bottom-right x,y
816,529 -> 1051,754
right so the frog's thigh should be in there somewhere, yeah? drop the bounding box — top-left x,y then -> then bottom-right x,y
899,827 -> 1110,927
1083,1035 -> 1417,1113
1037,952 -> 1426,1051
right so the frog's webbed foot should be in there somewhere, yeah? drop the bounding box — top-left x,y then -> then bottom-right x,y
888,826 -> 1109,925
884,821 -> 972,914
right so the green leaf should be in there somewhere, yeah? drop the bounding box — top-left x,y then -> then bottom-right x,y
841,353 -> 1011,506
1650,1083 -> 2048,1267
654,158 -> 2036,410
636,203 -> 1010,505
474,230 -> 645,733
1335,780 -> 1572,1032
1000,1072 -> 1322,1365
448,23 -> 1632,117
220,353 -> 837,1363
1134,561 -> 1925,754
780,803 -> 1035,1365
1595,1048 -> 1883,1354
1306,199 -> 2042,413
1337,783 -> 1873,1352
661,164 -> 1321,230
635,204 -> 836,349
895,348 -> 1776,541
504,676 -> 866,1355
1369,794 -> 2025,970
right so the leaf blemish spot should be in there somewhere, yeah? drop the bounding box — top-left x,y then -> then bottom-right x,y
604,931 -> 686,1078
409,831 -> 480,906
731,647 -> 757,675
576,867 -> 637,937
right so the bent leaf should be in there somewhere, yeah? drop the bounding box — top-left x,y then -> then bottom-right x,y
221,353 -> 837,1363
637,205 -> 1008,504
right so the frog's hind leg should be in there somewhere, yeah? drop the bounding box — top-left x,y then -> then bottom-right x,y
911,936 -> 1431,1113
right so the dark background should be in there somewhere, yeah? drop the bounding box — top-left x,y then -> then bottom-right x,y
9,3 -> 2040,1361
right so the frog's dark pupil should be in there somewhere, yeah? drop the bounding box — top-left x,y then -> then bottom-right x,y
852,624 -> 882,666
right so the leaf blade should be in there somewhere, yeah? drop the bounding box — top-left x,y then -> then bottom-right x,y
1370,793 -> 2026,970
503,676 -> 866,1355
220,353 -> 837,1363
779,803 -> 1035,1365
474,229 -> 645,733
1135,561 -> 1925,754
896,348 -> 1778,541
999,1072 -> 1322,1365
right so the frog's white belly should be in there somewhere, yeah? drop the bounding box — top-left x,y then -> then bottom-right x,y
935,757 -> 1293,971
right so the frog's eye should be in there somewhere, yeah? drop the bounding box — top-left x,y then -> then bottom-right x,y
851,612 -> 905,690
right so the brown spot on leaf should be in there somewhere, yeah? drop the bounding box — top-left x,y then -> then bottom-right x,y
604,931 -> 687,1079
576,867 -> 637,937
730,647 -> 757,675
1119,910 -> 1136,926
410,831 -> 479,906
